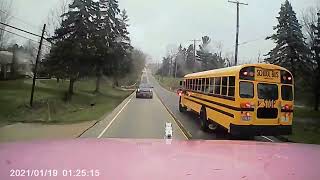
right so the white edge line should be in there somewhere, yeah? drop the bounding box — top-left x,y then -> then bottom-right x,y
97,95 -> 134,138
261,136 -> 274,142
154,93 -> 189,140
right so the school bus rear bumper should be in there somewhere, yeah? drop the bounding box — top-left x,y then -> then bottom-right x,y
230,124 -> 292,136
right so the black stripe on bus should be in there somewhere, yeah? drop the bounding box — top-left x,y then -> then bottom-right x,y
189,95 -> 254,112
185,97 -> 234,118
187,90 -> 235,101
281,109 -> 294,113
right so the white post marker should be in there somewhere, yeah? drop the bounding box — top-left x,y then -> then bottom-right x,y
165,122 -> 173,139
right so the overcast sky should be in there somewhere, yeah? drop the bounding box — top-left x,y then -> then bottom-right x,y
6,0 -> 320,63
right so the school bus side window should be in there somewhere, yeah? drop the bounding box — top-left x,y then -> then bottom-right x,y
204,78 -> 209,93
195,79 -> 198,91
228,76 -> 235,97
192,79 -> 195,90
240,81 -> 254,98
184,79 -> 189,89
221,77 -> 228,96
209,78 -> 215,94
198,79 -> 202,91
281,85 -> 293,101
201,78 -> 205,92
215,77 -> 221,95
192,79 -> 194,90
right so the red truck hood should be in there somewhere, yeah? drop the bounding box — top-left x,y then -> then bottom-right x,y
1,139 -> 320,180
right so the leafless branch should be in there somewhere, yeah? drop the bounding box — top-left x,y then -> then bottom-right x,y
300,5 -> 320,45
44,0 -> 69,38
0,0 -> 13,49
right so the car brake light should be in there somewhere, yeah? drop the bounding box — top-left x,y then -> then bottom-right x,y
177,89 -> 183,96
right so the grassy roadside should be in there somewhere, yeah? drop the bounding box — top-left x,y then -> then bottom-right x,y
286,107 -> 320,144
154,75 -> 182,92
155,75 -> 320,144
0,79 -> 132,127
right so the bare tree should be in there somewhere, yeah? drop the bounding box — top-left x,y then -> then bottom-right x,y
215,41 -> 223,58
42,0 -> 69,56
301,5 -> 320,110
301,5 -> 320,45
23,39 -> 37,65
0,0 -> 13,49
45,0 -> 69,37
224,52 -> 234,67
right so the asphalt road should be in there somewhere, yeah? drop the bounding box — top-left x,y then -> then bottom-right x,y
80,72 -> 187,140
147,71 -> 280,142
81,70 -> 279,142
147,72 -> 230,140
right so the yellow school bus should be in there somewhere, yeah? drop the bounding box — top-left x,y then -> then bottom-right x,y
178,64 -> 294,136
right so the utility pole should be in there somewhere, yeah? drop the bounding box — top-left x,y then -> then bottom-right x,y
30,24 -> 46,107
189,39 -> 201,71
174,55 -> 178,78
228,0 -> 248,66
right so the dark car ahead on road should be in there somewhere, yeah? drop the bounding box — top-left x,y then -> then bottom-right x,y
136,84 -> 153,99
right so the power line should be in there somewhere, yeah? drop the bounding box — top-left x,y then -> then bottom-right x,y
0,9 -> 39,30
0,27 -> 38,43
238,36 -> 266,46
0,21 -> 42,38
0,21 -> 53,44
0,28 -> 51,48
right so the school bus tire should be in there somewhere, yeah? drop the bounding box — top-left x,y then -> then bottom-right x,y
200,107 -> 209,131
179,97 -> 187,112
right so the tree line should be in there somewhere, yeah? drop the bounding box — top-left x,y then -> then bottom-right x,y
266,0 -> 320,110
157,0 -> 320,111
43,0 -> 146,100
157,36 -> 230,78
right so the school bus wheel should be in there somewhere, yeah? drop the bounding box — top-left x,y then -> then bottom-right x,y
179,97 -> 187,112
200,107 -> 209,131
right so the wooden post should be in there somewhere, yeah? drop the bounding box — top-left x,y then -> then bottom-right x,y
30,24 -> 46,107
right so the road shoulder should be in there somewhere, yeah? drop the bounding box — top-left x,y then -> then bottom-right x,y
79,92 -> 136,138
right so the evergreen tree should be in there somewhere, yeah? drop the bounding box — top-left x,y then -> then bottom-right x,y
185,44 -> 195,72
173,44 -> 186,77
197,36 -> 225,71
46,0 -> 100,99
310,12 -> 320,110
92,0 -> 121,92
197,36 -> 211,70
109,9 -> 132,87
266,0 -> 309,77
157,56 -> 171,76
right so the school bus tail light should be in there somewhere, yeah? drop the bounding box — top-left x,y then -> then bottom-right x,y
281,70 -> 293,84
177,89 -> 183,96
281,104 -> 292,111
241,102 -> 254,109
241,112 -> 252,121
240,67 -> 255,80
